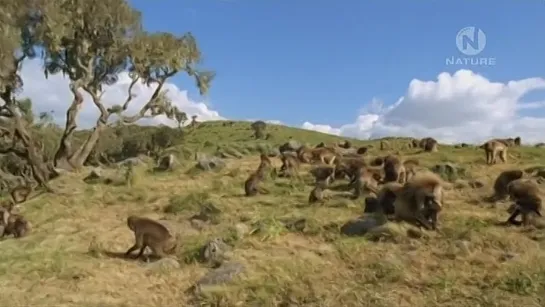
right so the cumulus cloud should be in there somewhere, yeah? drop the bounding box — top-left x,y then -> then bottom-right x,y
301,70 -> 545,144
16,59 -> 223,128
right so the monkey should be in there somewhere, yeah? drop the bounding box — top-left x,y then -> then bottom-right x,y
333,156 -> 367,182
1,203 -> 31,238
504,179 -> 542,226
10,184 -> 32,204
352,166 -> 381,199
419,137 -> 438,152
392,172 -> 445,230
375,182 -> 404,216
309,165 -> 336,184
487,169 -> 524,202
279,151 -> 299,177
480,139 -> 508,165
382,155 -> 406,184
411,139 -> 420,148
308,180 -> 328,204
403,159 -> 419,182
125,215 -> 178,260
380,140 -> 389,151
369,156 -> 384,167
244,168 -> 269,196
257,153 -> 276,178
309,147 -> 337,165
315,142 -> 326,148
356,146 -> 368,155
339,140 -> 352,149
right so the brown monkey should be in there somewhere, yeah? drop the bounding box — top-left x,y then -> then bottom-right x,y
480,140 -> 508,164
352,166 -> 381,199
403,159 -> 419,182
504,179 -> 542,226
334,156 -> 367,183
356,146 -> 368,155
309,165 -> 336,184
10,184 -> 33,204
393,172 -> 445,230
1,203 -> 31,238
419,137 -> 438,152
488,169 -> 524,202
310,147 -> 337,165
411,139 -> 419,148
279,151 -> 299,177
383,155 -> 406,184
257,153 -> 276,178
375,182 -> 404,216
244,168 -> 269,196
369,156 -> 384,167
308,180 -> 328,204
380,140 -> 389,151
125,216 -> 178,260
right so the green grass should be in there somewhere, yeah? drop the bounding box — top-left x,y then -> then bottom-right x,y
2,121 -> 545,307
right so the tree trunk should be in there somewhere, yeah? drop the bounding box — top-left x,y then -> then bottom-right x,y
54,83 -> 84,171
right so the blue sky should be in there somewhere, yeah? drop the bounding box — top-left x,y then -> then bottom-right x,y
128,0 -> 545,127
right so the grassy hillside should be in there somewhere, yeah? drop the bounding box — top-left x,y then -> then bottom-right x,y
1,121 -> 545,307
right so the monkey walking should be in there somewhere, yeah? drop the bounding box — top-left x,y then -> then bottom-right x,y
503,179 -> 542,226
125,216 -> 178,261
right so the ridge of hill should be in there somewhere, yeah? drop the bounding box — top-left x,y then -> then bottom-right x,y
0,121 -> 544,306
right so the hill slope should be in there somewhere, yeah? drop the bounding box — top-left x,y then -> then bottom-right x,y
1,122 -> 545,307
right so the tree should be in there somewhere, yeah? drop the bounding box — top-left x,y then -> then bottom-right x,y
39,0 -> 214,171
173,108 -> 187,129
0,0 -> 56,190
251,120 -> 266,139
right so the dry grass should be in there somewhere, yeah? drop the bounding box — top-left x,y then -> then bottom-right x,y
2,133 -> 545,306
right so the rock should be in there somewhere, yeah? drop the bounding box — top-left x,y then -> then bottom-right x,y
196,156 -> 226,171
188,262 -> 246,295
155,154 -> 178,171
233,223 -> 250,239
147,257 -> 181,271
83,168 -> 103,183
340,215 -> 386,236
199,238 -> 232,267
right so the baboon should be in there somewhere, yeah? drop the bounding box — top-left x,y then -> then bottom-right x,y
257,153 -> 276,177
393,172 -> 444,230
244,168 -> 268,196
383,155 -> 406,184
339,140 -> 352,149
380,140 -> 389,151
309,165 -> 336,184
411,139 -> 419,148
125,216 -> 178,260
0,203 -> 30,238
279,152 -> 299,177
10,184 -> 33,204
375,182 -> 404,215
489,169 -> 524,202
369,157 -> 384,167
334,156 -> 367,182
504,179 -> 542,226
514,137 -> 521,146
419,137 -> 438,152
315,142 -> 326,148
298,146 -> 336,165
480,140 -> 508,164
309,180 -> 328,204
403,159 -> 419,182
356,146 -> 368,155
352,166 -> 381,199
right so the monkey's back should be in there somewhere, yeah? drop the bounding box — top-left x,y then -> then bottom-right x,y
127,216 -> 172,241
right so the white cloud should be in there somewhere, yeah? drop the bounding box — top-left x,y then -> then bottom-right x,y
301,70 -> 545,144
16,59 -> 224,129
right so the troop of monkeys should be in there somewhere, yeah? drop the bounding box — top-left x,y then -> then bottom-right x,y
243,136 -> 541,233
2,135 -> 538,262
